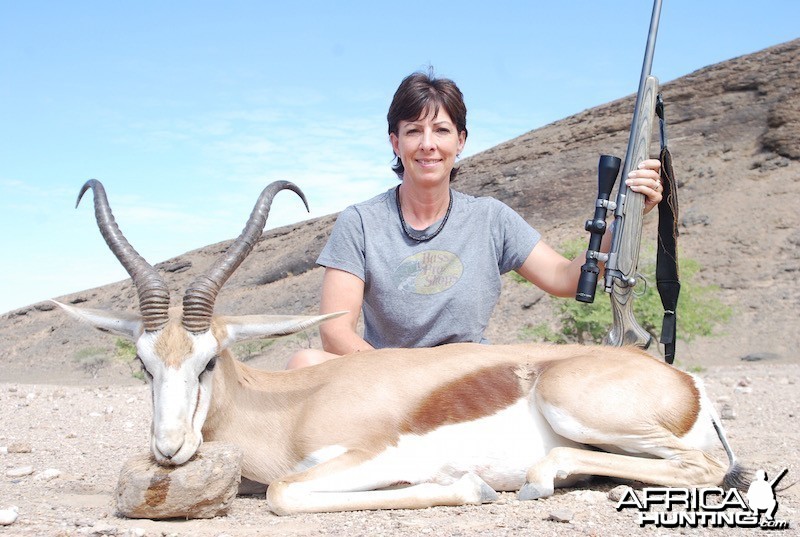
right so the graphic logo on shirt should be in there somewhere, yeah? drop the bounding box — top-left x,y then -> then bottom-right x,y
393,250 -> 463,295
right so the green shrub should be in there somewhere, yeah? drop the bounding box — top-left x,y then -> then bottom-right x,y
115,338 -> 137,360
74,338 -> 145,380
518,237 -> 732,344
73,346 -> 110,378
232,338 -> 277,361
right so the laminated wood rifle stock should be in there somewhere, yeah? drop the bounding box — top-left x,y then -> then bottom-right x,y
576,0 -> 663,350
604,76 -> 658,348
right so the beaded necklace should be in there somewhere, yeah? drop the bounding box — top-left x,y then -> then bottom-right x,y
394,185 -> 453,243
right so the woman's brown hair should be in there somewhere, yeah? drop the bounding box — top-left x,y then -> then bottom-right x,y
387,69 -> 468,179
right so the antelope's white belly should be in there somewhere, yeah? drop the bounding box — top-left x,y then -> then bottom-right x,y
300,397 -> 570,492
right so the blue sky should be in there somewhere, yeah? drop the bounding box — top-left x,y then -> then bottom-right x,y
1,0 -> 797,314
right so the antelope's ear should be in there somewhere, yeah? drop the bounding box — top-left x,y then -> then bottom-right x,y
218,311 -> 347,346
52,300 -> 144,340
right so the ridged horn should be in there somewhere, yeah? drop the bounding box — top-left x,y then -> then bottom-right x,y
182,181 -> 309,334
77,179 -> 171,332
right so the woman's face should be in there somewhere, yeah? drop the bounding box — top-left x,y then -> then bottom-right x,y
390,107 -> 466,187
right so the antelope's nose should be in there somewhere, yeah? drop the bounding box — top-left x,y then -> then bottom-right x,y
153,434 -> 185,463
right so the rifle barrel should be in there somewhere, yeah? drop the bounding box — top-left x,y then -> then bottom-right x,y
617,0 -> 662,211
607,0 -> 664,277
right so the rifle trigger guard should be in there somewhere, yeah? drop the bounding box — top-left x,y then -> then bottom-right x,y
633,272 -> 648,297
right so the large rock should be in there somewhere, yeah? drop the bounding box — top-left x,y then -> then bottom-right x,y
116,442 -> 242,519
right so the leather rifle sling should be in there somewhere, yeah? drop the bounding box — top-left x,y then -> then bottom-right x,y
655,94 -> 680,364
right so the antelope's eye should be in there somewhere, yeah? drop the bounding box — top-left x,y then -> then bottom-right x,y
204,356 -> 218,373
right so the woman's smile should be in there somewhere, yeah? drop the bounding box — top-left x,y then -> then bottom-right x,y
390,108 -> 466,186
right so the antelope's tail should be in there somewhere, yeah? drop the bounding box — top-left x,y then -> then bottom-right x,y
711,414 -> 751,490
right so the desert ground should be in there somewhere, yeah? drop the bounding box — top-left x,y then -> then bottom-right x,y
1,358 -> 797,536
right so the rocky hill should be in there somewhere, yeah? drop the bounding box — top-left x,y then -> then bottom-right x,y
2,39 -> 798,385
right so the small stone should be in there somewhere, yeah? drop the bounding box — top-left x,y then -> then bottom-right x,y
116,441 -> 242,519
89,521 -> 118,535
6,466 -> 34,478
34,468 -> 61,481
547,509 -> 574,523
608,485 -> 633,502
720,403 -> 736,420
0,506 -> 19,526
734,378 -> 752,394
568,490 -> 605,504
7,442 -> 32,453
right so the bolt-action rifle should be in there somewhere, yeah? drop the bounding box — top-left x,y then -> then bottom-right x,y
576,0 -> 672,353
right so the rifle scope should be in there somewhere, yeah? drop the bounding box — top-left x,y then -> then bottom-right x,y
576,155 -> 621,303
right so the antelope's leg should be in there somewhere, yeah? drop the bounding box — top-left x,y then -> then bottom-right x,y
518,446 -> 727,500
267,449 -> 498,515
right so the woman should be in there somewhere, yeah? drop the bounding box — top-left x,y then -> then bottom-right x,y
286,71 -> 663,368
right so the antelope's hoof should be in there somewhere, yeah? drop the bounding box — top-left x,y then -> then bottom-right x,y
459,473 -> 499,504
518,481 -> 553,501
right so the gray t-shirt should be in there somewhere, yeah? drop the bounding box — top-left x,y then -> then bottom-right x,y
317,187 -> 540,348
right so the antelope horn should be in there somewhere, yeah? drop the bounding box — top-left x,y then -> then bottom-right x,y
182,181 -> 309,334
76,179 -> 171,332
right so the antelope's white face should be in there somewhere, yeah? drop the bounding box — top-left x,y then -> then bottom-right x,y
55,300 -> 342,466
136,325 -> 219,465
53,304 -> 223,465
58,179 -> 338,468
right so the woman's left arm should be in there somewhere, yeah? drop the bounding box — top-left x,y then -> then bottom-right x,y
516,158 -> 663,297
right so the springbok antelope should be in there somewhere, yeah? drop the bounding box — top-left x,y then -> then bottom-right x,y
57,180 -> 747,515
